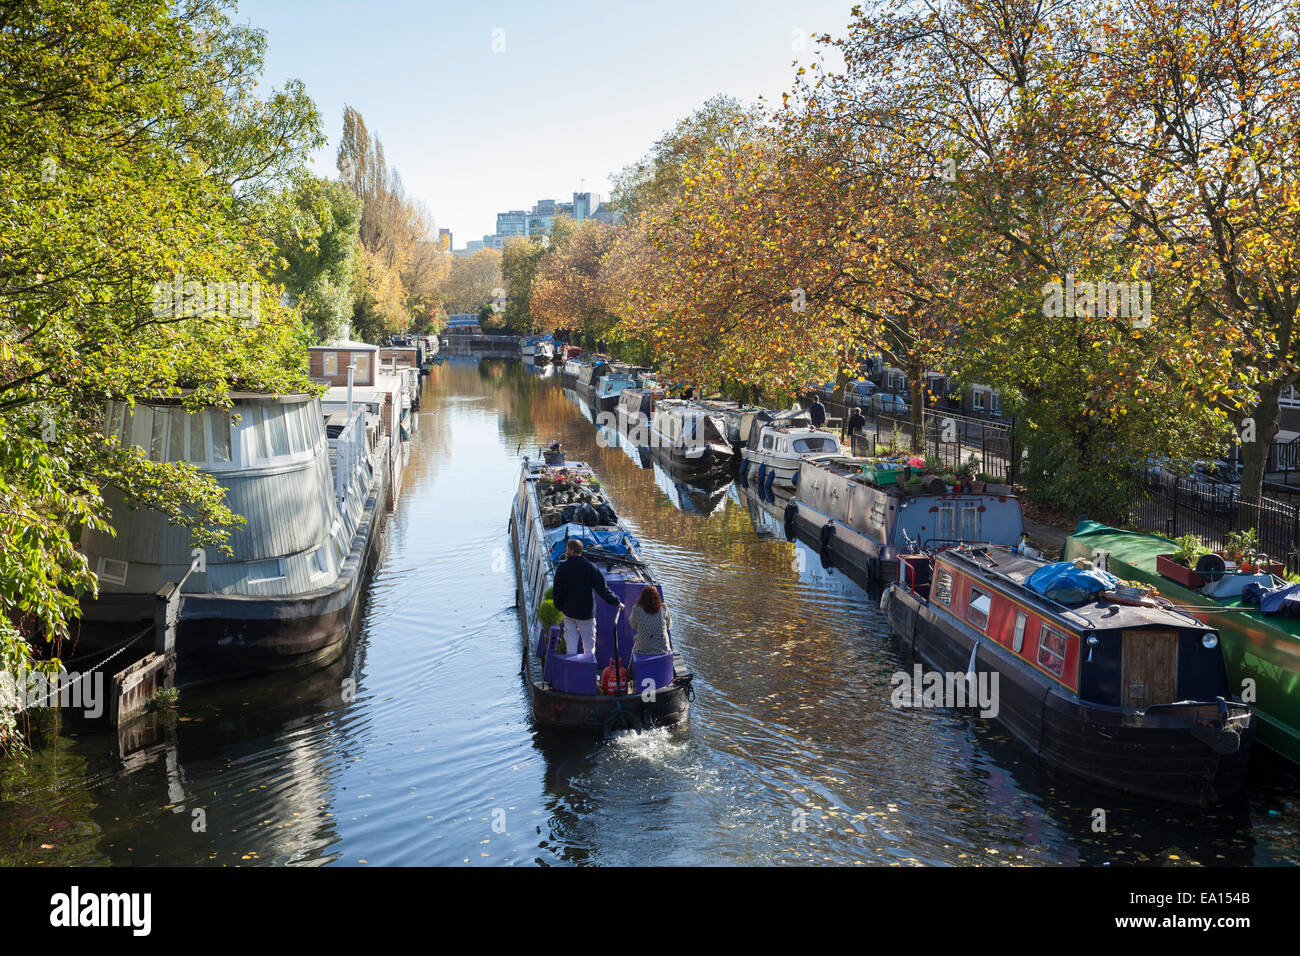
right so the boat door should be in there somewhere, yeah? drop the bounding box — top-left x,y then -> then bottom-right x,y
1120,630 -> 1179,708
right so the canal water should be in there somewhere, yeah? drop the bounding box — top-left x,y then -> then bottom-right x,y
3,357 -> 1299,865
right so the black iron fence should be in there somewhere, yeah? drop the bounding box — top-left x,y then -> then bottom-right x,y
1127,472 -> 1300,574
842,408 -> 1018,483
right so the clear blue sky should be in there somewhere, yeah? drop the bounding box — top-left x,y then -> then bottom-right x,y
239,0 -> 853,247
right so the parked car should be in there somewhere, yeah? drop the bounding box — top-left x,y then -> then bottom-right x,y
1142,456 -> 1239,514
872,391 -> 911,414
841,379 -> 878,407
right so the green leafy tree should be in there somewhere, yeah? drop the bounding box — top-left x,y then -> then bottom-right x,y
0,0 -> 322,721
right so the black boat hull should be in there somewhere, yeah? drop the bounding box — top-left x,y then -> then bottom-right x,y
75,478 -> 386,687
887,585 -> 1253,805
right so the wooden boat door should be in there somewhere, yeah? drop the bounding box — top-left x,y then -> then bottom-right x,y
1120,630 -> 1179,708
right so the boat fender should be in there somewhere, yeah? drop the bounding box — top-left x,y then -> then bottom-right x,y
819,522 -> 837,565
790,469 -> 799,489
783,501 -> 799,527
879,585 -> 892,613
756,462 -> 768,487
603,706 -> 642,738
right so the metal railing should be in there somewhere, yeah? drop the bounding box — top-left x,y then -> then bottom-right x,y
332,410 -> 368,506
840,408 -> 1018,483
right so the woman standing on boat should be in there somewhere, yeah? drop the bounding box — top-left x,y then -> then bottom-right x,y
629,585 -> 672,656
552,539 -> 623,655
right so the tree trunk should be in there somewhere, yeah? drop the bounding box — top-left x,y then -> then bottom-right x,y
1238,382 -> 1282,528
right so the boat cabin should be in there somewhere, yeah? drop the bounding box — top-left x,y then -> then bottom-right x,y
309,340 -> 380,387
900,547 -> 1232,708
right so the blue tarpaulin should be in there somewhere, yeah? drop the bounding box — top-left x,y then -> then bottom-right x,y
1026,561 -> 1120,606
1243,580 -> 1300,616
546,523 -> 640,563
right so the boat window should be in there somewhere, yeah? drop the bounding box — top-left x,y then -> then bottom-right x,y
97,557 -> 128,586
763,435 -> 774,450
149,407 -> 167,460
793,437 -> 837,453
934,568 -> 953,604
211,411 -> 232,462
187,411 -> 206,462
962,506 -> 978,540
324,351 -> 338,376
245,558 -> 285,584
1012,613 -> 1027,652
939,506 -> 955,539
166,408 -> 186,463
267,406 -> 290,456
118,405 -> 136,446
967,588 -> 991,630
287,404 -> 306,452
1037,625 -> 1068,677
106,403 -> 124,445
308,546 -> 330,579
245,407 -> 267,461
353,352 -> 369,381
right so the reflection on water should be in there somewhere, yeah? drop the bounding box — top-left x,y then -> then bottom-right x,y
2,358 -> 1299,866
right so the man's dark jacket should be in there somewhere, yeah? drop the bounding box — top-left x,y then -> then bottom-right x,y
809,400 -> 827,427
552,554 -> 620,620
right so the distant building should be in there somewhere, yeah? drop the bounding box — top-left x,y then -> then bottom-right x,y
444,314 -> 482,334
437,228 -> 452,252
454,190 -> 612,255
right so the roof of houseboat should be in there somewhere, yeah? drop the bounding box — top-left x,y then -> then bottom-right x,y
940,546 -> 1211,632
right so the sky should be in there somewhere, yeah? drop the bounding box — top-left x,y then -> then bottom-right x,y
238,0 -> 853,247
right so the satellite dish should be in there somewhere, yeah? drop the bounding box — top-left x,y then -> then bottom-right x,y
1195,552 -> 1227,582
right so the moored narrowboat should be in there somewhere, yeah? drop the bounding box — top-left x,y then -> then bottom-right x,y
1064,520 -> 1300,766
786,454 -> 1024,587
509,457 -> 693,734
647,399 -> 735,482
615,386 -> 666,439
885,546 -> 1253,805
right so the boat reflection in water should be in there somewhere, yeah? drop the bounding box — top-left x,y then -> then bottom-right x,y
650,459 -> 730,516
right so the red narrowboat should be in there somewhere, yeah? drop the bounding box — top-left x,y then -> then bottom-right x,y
884,546 -> 1253,805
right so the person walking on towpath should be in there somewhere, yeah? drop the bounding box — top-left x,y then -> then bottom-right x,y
808,394 -> 827,428
552,539 -> 623,655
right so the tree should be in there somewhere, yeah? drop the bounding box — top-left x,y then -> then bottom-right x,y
0,0 -> 322,711
442,249 -> 503,317
265,170 -> 361,342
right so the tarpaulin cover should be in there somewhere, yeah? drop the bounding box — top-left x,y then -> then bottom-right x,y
546,523 -> 640,563
1242,580 -> 1300,617
1026,561 -> 1120,606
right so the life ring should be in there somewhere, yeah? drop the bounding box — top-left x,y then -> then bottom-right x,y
603,707 -> 642,738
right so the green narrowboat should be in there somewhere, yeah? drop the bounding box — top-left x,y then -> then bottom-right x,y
1064,520 -> 1300,765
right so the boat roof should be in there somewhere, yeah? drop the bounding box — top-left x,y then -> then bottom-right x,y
939,546 -> 1209,632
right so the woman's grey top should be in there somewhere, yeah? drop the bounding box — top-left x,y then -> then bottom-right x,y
631,604 -> 672,656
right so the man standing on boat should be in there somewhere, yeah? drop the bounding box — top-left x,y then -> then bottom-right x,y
553,539 -> 623,655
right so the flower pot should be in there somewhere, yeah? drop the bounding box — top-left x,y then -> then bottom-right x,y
967,480 -> 986,493
1156,553 -> 1205,589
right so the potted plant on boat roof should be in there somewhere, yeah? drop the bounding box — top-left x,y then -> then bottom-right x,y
960,456 -> 984,493
543,440 -> 564,465
1157,532 -> 1209,588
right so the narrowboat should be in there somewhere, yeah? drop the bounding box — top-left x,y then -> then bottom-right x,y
648,399 -> 735,482
561,356 -> 588,385
738,408 -> 841,495
615,386 -> 666,441
691,398 -> 764,448
509,458 -> 694,734
574,358 -> 608,396
885,546 -> 1254,805
1064,520 -> 1300,766
593,368 -> 638,413
79,393 -> 386,686
785,454 -> 1023,588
